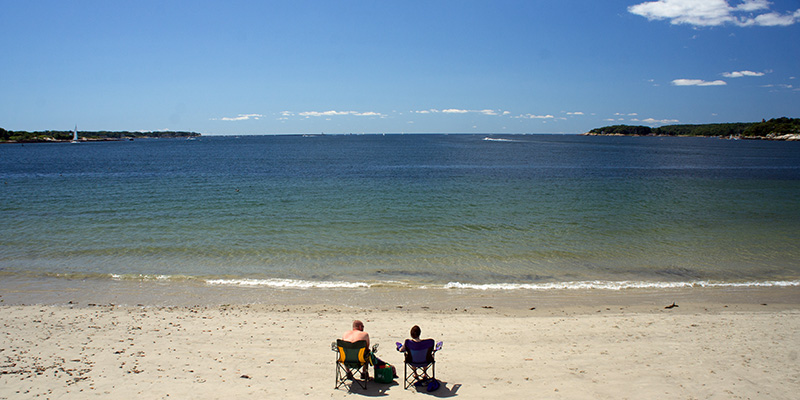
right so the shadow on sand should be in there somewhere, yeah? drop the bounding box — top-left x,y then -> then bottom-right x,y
339,380 -> 461,397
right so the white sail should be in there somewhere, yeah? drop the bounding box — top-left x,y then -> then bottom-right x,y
71,125 -> 78,143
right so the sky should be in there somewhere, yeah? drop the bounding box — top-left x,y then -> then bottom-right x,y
1,0 -> 798,135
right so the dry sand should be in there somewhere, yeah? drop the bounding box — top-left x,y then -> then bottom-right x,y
1,288 -> 799,399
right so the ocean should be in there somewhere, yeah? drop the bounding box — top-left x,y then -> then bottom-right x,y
1,134 -> 799,301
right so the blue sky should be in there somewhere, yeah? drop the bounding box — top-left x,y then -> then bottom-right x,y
1,0 -> 798,135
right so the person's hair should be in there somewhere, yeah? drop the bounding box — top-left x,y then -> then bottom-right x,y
352,320 -> 364,330
410,325 -> 421,339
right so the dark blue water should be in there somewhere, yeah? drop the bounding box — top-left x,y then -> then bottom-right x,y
1,134 -> 799,290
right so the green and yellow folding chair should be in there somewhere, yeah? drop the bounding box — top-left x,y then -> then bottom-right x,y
332,339 -> 371,389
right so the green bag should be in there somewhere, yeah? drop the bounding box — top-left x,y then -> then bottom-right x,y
374,364 -> 394,384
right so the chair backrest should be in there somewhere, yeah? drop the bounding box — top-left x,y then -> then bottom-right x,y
336,339 -> 369,364
404,338 -> 435,364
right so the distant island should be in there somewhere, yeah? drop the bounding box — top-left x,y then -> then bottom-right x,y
584,117 -> 800,141
0,127 -> 201,143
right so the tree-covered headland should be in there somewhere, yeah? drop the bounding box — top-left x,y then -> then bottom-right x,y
586,117 -> 800,140
0,127 -> 201,143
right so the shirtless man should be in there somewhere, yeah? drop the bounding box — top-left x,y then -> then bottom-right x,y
342,320 -> 370,348
342,320 -> 371,379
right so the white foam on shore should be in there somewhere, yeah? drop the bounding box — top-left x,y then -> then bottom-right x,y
110,274 -> 175,281
93,273 -> 800,291
203,278 -> 800,290
443,280 -> 800,291
204,278 -> 371,289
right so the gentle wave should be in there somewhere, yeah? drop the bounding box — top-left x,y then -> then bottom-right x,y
3,270 -> 798,290
205,278 -> 371,289
443,280 -> 800,290
110,274 -> 201,282
202,278 -> 800,290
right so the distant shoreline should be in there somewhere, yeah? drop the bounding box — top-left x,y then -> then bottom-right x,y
581,131 -> 800,141
0,128 -> 201,143
0,136 -> 194,144
584,117 -> 800,141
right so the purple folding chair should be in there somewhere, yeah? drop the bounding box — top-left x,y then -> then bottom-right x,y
397,339 -> 443,389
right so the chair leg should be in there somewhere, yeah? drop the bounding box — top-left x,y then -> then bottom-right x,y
404,364 -> 420,389
403,362 -> 435,389
336,362 -> 368,390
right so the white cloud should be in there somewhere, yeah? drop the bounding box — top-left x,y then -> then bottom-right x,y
298,110 -> 384,117
442,108 -> 470,114
753,9 -> 800,26
565,111 -> 584,115
641,118 -> 680,125
722,70 -> 765,78
672,78 -> 727,86
515,113 -> 555,119
213,113 -> 263,121
629,0 -> 800,27
416,108 -> 508,116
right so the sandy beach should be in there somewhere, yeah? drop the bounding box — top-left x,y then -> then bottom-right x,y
1,286 -> 798,399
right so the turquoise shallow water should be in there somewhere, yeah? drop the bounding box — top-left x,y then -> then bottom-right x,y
1,134 -> 799,290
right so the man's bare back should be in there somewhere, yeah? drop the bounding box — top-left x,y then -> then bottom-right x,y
343,320 -> 370,348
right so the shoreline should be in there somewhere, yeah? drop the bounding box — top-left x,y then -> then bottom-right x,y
581,132 -> 800,140
0,137 -> 188,144
2,276 -> 798,312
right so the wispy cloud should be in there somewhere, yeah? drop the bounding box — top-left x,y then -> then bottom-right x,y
515,114 -> 555,119
722,70 -> 765,78
442,108 -> 470,114
212,113 -> 263,121
634,117 -> 680,125
414,108 -> 509,116
565,111 -> 584,116
761,83 -> 794,90
291,110 -> 385,117
672,78 -> 727,86
629,0 -> 800,27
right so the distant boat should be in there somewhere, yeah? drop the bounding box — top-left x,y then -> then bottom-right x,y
70,125 -> 79,143
483,137 -> 513,142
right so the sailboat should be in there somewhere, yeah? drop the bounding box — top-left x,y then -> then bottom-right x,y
70,125 -> 79,143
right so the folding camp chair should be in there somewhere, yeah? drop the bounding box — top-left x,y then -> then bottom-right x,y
332,339 -> 371,389
398,339 -> 443,389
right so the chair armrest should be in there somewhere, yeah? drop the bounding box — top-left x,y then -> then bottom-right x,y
331,341 -> 337,352
396,341 -> 403,351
